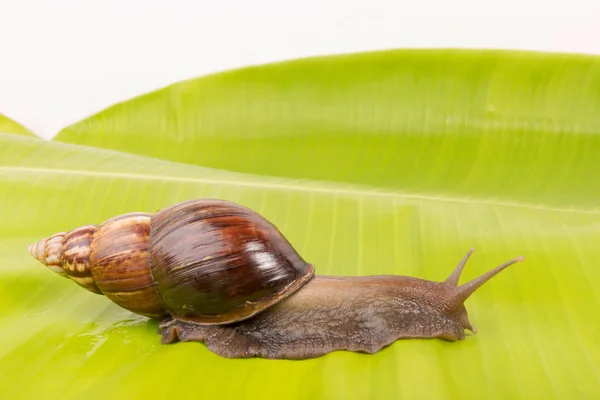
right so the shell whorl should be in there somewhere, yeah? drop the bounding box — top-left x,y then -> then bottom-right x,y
89,212 -> 164,318
28,213 -> 166,318
28,232 -> 67,276
28,226 -> 101,293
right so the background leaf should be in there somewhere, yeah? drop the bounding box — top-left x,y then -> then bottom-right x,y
0,113 -> 35,136
56,49 -> 600,207
2,48 -> 600,399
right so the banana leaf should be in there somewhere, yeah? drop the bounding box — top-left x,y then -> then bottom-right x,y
2,49 -> 600,399
0,114 -> 35,136
56,49 -> 600,205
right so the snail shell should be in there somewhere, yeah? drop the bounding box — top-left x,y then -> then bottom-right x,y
29,199 -> 315,324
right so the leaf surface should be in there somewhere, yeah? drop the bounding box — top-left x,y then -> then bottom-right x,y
0,114 -> 35,136
56,49 -> 600,206
3,49 -> 600,399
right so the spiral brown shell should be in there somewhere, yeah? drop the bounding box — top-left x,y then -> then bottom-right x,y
29,199 -> 315,323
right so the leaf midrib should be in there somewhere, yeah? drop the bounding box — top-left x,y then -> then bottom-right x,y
1,165 -> 597,216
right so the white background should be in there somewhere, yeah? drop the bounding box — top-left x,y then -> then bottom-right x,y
1,0 -> 599,139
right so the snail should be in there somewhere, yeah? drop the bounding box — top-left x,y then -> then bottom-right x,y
28,198 -> 523,360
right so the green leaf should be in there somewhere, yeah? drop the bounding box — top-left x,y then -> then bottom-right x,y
56,49 -> 600,204
2,131 -> 599,398
5,48 -> 600,398
0,113 -> 35,136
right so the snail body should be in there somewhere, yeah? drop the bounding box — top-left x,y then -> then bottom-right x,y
29,198 -> 523,360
